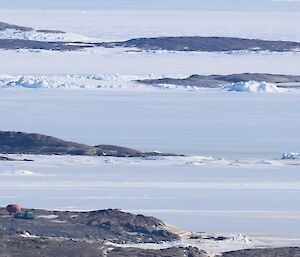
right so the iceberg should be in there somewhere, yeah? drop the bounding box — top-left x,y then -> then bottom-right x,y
228,81 -> 281,93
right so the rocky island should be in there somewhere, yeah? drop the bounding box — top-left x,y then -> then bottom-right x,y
2,21 -> 300,53
0,131 -> 180,157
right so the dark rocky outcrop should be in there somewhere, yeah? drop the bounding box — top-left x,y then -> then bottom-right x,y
0,236 -> 105,257
108,246 -> 208,257
0,236 -> 207,257
101,36 -> 300,52
0,155 -> 33,162
0,21 -> 32,31
0,131 -> 179,157
221,247 -> 300,257
0,39 -> 94,51
139,73 -> 300,88
5,36 -> 300,52
0,207 -> 178,244
0,21 -> 64,34
1,21 -> 300,53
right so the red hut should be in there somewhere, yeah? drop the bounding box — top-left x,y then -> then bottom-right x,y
6,204 -> 21,215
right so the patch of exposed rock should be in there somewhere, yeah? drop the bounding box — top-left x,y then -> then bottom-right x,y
0,155 -> 33,162
221,247 -> 300,257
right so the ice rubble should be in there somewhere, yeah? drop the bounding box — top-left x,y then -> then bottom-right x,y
0,75 -> 293,92
0,74 -> 178,89
282,152 -> 300,160
228,81 -> 281,93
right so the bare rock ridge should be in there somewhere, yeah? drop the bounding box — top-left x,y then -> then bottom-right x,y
222,247 -> 300,257
0,39 -> 92,51
138,73 -> 300,88
0,131 -> 180,157
2,36 -> 300,52
0,207 -> 178,243
1,21 -> 300,52
0,21 -> 64,33
0,207 -> 208,257
101,36 -> 300,52
0,21 -> 33,32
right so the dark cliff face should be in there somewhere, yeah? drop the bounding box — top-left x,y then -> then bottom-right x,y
0,131 -> 178,157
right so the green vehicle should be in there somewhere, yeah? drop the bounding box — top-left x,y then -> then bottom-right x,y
14,211 -> 35,220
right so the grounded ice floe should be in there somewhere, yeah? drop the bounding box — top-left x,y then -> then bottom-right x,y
282,152 -> 300,160
227,81 -> 281,93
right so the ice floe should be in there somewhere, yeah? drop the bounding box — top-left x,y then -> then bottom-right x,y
282,152 -> 300,160
227,81 -> 281,93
